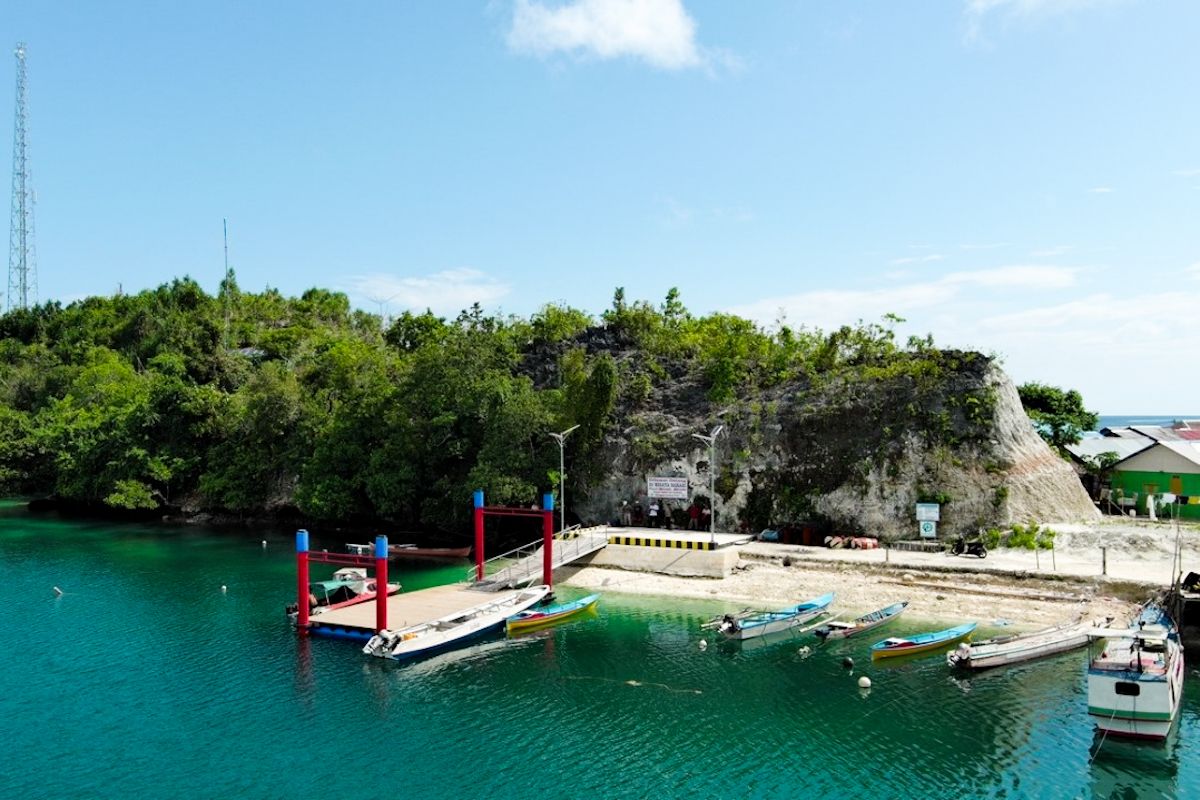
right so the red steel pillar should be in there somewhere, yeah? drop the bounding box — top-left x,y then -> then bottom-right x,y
374,535 -> 389,634
296,529 -> 310,633
473,489 -> 485,581
542,492 -> 555,587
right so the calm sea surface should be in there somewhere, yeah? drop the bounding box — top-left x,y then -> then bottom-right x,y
2,500 -> 1197,800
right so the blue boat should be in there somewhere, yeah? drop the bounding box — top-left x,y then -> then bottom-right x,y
872,622 -> 977,660
707,592 -> 836,640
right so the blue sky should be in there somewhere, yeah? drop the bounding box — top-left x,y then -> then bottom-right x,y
4,1 -> 1199,413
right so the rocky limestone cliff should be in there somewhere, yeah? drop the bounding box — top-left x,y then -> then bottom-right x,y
573,356 -> 1098,538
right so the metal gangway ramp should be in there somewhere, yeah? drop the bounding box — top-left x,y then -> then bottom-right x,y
473,527 -> 609,590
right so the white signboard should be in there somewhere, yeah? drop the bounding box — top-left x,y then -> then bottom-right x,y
647,476 -> 689,500
915,503 -> 941,522
919,520 -> 938,539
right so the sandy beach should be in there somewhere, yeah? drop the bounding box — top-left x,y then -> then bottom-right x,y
559,517 -> 1199,630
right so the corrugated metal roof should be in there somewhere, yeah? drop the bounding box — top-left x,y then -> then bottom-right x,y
1066,438 -> 1152,462
1158,441 -> 1200,468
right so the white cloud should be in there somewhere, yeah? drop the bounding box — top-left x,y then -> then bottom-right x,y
726,265 -> 1077,333
724,262 -> 1200,411
959,242 -> 1010,251
943,264 -> 1079,289
345,268 -> 511,316
1090,186 -> 1115,193
890,254 -> 945,266
964,0 -> 1118,41
507,0 -> 706,70
1031,244 -> 1073,258
1173,168 -> 1200,178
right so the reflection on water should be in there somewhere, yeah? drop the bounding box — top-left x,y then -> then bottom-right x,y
0,506 -> 1197,800
1089,729 -> 1180,800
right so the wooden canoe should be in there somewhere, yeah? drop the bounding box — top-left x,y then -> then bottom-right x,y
871,622 -> 976,660
506,593 -> 600,634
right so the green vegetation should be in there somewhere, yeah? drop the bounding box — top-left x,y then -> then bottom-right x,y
1017,381 -> 1098,454
0,279 -> 1000,532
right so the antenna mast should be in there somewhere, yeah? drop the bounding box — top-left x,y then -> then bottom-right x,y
222,218 -> 230,349
8,42 -> 36,311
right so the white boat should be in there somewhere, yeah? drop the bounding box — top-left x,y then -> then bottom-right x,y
1086,608 -> 1184,741
362,585 -> 550,661
947,615 -> 1094,670
705,593 -> 835,641
815,601 -> 907,641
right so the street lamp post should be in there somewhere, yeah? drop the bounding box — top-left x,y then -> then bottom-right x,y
691,425 -> 724,546
550,425 -> 580,532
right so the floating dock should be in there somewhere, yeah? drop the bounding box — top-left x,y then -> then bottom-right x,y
305,584 -> 529,641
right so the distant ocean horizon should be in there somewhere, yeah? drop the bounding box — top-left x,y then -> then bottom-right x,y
1095,414 -> 1199,431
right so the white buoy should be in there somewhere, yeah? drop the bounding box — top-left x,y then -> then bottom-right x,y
698,639 -> 708,650
858,676 -> 872,689
261,540 -> 267,548
221,585 -> 227,593
53,586 -> 63,596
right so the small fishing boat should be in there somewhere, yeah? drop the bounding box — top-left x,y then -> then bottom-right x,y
815,601 -> 908,640
705,592 -> 835,640
947,615 -> 1095,670
506,593 -> 600,635
346,542 -> 472,560
388,544 -> 471,560
363,584 -> 551,661
871,622 -> 976,660
285,567 -> 401,619
1086,607 -> 1184,741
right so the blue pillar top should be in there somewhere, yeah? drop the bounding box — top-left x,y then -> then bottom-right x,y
296,529 -> 309,553
543,493 -> 555,511
374,535 -> 388,560
473,489 -> 485,508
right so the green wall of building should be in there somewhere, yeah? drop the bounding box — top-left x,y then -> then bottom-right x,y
1110,469 -> 1200,519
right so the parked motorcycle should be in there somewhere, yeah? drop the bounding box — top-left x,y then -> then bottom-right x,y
950,535 -> 987,558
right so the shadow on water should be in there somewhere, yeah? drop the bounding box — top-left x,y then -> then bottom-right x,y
1088,728 -> 1180,800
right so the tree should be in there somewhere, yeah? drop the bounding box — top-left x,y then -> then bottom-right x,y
1017,382 -> 1098,453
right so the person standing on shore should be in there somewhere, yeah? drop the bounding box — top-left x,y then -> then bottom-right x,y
688,502 -> 700,531
648,501 -> 660,528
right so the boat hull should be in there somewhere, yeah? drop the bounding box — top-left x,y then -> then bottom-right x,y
389,546 -> 471,560
716,593 -> 835,641
816,602 -> 907,641
507,594 -> 599,634
1085,609 -> 1184,741
947,623 -> 1090,670
871,623 -> 976,660
1087,653 -> 1183,741
364,585 -> 550,661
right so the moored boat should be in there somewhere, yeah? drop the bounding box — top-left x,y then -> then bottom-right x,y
947,615 -> 1094,670
871,622 -> 976,660
363,584 -> 551,661
815,601 -> 907,640
506,593 -> 600,635
1086,607 -> 1184,741
706,592 -> 835,641
347,542 -> 472,560
286,567 -> 401,620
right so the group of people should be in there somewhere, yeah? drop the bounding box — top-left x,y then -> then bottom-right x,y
618,498 -> 712,531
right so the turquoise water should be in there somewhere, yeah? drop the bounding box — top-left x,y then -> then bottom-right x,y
2,502 -> 1197,799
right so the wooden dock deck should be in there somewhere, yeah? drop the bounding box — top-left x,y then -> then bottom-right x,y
306,584 -> 525,638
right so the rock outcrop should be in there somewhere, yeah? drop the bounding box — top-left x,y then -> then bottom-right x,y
574,356 -> 1098,539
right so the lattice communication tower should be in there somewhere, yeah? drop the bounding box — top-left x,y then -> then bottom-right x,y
8,42 -> 37,311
